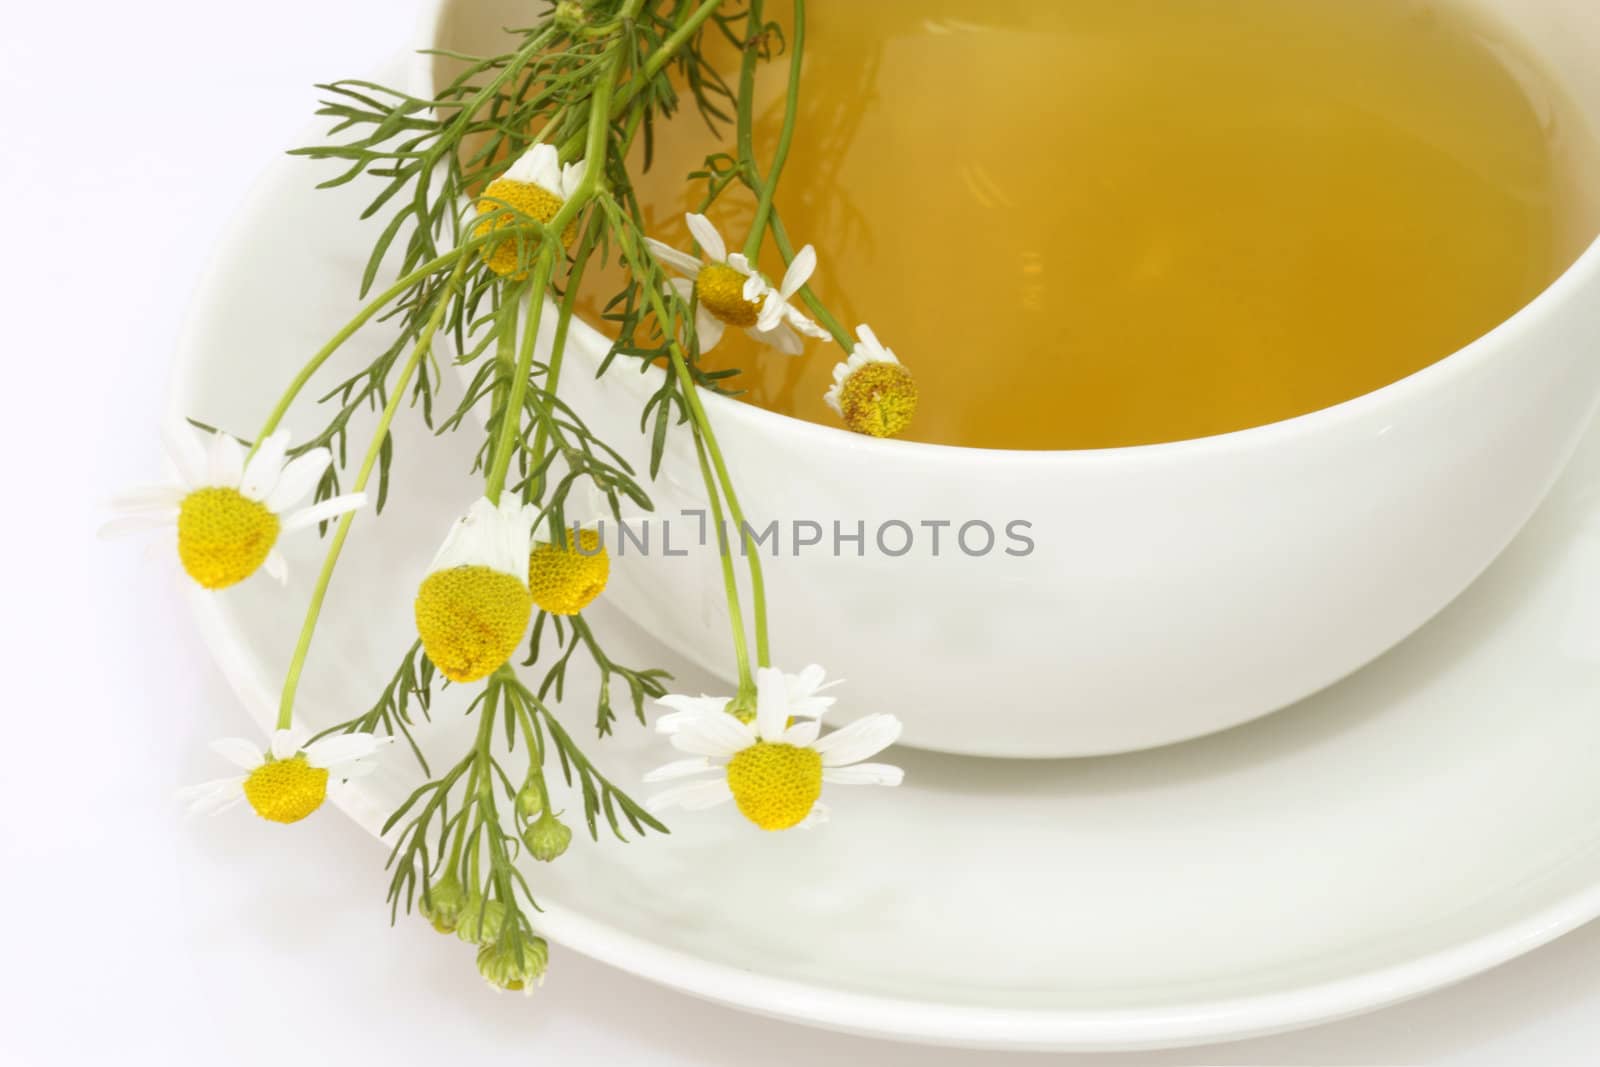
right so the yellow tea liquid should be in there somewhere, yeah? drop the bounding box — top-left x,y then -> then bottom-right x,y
611,0 -> 1595,449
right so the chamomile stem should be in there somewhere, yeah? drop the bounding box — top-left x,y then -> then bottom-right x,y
688,419 -> 753,694
275,258 -> 468,731
528,219 -> 601,505
485,40 -> 619,504
248,248 -> 466,463
742,0 -> 805,261
734,0 -> 764,187
764,211 -> 852,346
484,258 -> 553,504
636,278 -> 760,689
558,0 -> 701,160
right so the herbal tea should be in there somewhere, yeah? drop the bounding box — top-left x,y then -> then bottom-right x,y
615,0 -> 1594,449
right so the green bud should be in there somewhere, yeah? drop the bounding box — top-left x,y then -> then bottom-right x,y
515,782 -> 544,820
725,694 -> 757,724
455,896 -> 507,945
553,1 -> 587,28
477,935 -> 549,994
419,874 -> 468,935
522,811 -> 572,863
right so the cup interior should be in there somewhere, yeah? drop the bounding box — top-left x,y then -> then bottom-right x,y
420,0 -> 1600,454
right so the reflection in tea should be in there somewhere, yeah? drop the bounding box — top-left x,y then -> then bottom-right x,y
610,0 -> 1594,449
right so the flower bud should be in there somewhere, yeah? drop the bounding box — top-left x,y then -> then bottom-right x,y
522,811 -> 572,862
477,935 -> 549,994
455,897 -> 507,945
515,782 -> 544,820
419,874 -> 469,935
553,1 -> 587,28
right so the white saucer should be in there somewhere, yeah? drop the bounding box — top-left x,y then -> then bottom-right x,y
172,145 -> 1600,1053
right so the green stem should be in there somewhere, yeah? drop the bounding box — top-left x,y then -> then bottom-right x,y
483,260 -> 553,503
484,40 -> 619,504
616,0 -> 726,116
765,211 -> 852,346
674,357 -> 770,669
249,248 -> 466,462
637,281 -> 759,688
275,259 -> 468,731
734,0 -> 764,185
528,219 -> 601,504
689,418 -> 753,694
743,0 -> 803,261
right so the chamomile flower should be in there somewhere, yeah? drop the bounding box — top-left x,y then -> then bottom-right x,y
179,726 -> 391,825
528,528 -> 609,616
646,667 -> 903,831
824,324 -> 918,438
475,143 -> 585,278
646,213 -> 831,355
654,663 -> 842,732
414,496 -> 538,684
101,425 -> 366,590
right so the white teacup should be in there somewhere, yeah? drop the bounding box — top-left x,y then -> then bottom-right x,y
418,0 -> 1600,757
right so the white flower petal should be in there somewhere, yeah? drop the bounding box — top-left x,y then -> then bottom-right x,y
162,424 -> 208,487
428,496 -> 536,579
207,432 -> 245,487
795,801 -> 830,829
270,727 -> 309,761
696,306 -> 726,352
823,383 -> 844,416
333,760 -> 380,780
786,306 -> 833,340
111,485 -> 186,513
726,252 -> 755,278
648,778 -> 734,813
754,667 -> 790,742
756,291 -> 786,332
262,549 -> 288,585
559,159 -> 586,199
814,714 -> 903,767
240,429 -> 291,502
656,694 -> 730,720
684,213 -> 726,262
97,513 -> 177,539
645,238 -> 703,277
506,142 -> 561,189
304,732 -> 392,768
779,245 -> 817,298
780,718 -> 821,747
666,711 -> 755,758
208,738 -> 264,770
752,322 -> 804,355
282,492 -> 367,533
643,757 -> 714,783
821,762 -> 904,787
856,323 -> 887,357
179,777 -> 246,814
265,448 -> 333,512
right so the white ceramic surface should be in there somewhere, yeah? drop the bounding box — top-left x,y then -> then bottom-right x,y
422,0 -> 1600,757
175,140 -> 1600,1051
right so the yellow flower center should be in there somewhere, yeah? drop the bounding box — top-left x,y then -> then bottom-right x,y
243,754 -> 329,824
725,742 -> 823,831
528,529 -> 609,616
475,177 -> 578,279
414,565 -> 534,683
694,263 -> 762,327
839,362 -> 918,439
176,487 -> 281,590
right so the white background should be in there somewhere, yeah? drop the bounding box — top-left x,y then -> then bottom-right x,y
5,1 -> 1600,1063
